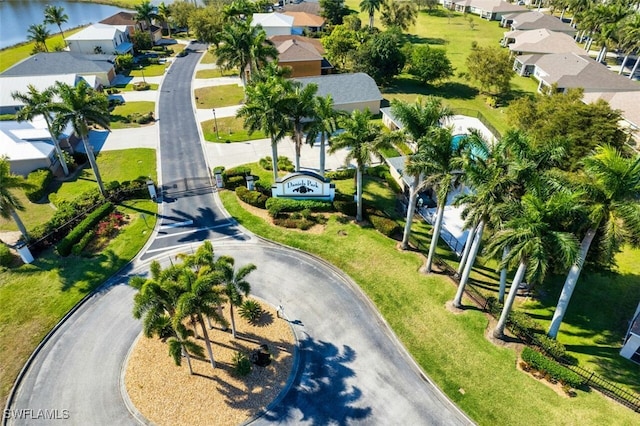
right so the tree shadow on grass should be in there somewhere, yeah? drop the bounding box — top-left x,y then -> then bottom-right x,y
405,34 -> 447,45
259,334 -> 372,424
383,77 -> 478,101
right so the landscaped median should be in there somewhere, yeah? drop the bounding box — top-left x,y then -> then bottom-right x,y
218,166 -> 639,425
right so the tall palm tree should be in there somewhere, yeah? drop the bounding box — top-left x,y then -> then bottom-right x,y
236,79 -> 292,181
485,192 -> 580,339
618,12 -> 640,78
157,2 -> 172,38
329,109 -> 391,222
12,85 -> 70,176
390,97 -> 453,249
217,258 -> 257,339
0,157 -> 32,241
44,5 -> 69,43
380,0 -> 418,31
215,18 -> 278,88
305,94 -> 345,177
286,82 -> 319,172
51,81 -> 110,196
134,0 -> 157,34
548,146 -> 640,338
167,320 -> 205,375
27,24 -> 50,52
360,0 -> 383,30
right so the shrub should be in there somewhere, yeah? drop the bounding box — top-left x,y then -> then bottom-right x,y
0,114 -> 17,121
236,186 -> 269,209
369,214 -> 400,237
57,202 -> 114,256
333,200 -> 357,217
508,310 -> 543,337
0,244 -> 13,267
259,156 -> 294,172
25,169 -> 53,202
151,46 -> 166,52
226,175 -> 246,190
266,198 -> 333,217
325,168 -> 355,180
521,347 -> 584,389
133,81 -> 150,91
239,300 -> 263,325
223,166 -> 251,187
232,352 -> 252,377
532,333 -> 568,361
71,230 -> 95,256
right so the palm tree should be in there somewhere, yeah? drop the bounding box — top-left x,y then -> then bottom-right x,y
618,12 -> 640,78
380,0 -> 418,31
217,258 -> 257,338
286,82 -> 319,172
329,109 -> 391,222
547,146 -> 640,338
27,24 -> 50,52
305,94 -> 345,177
12,85 -> 70,176
44,5 -> 69,43
360,0 -> 383,30
51,81 -> 110,196
157,2 -> 172,38
389,97 -> 453,249
167,320 -> 205,375
0,157 -> 32,241
134,0 -> 156,34
485,192 -> 580,339
215,18 -> 278,88
236,79 -> 292,181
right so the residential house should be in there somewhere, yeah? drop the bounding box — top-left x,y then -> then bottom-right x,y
0,119 -> 59,177
503,29 -> 583,63
582,91 -> 640,149
0,74 -> 80,115
294,73 -> 383,114
1,52 -> 117,87
66,23 -> 133,56
443,0 -> 527,21
282,1 -> 321,15
100,11 -> 163,43
252,13 -> 294,37
282,11 -> 325,34
501,11 -> 577,36
270,35 -> 332,77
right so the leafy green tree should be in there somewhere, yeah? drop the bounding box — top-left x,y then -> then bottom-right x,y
484,192 -> 580,339
189,6 -> 225,45
343,14 -> 363,32
237,79 -> 292,181
12,85 -> 70,176
380,0 -> 418,31
44,5 -> 69,43
548,146 -> 640,338
320,0 -> 350,25
115,53 -> 134,72
131,30 -> 153,51
27,24 -> 50,52
329,109 -> 391,222
51,81 -> 110,196
305,95 -> 346,177
286,82 -> 319,172
465,45 -> 513,97
360,0 -> 383,30
171,1 -> 197,35
217,258 -> 257,339
390,97 -> 453,249
406,45 -> 454,85
0,157 -> 32,241
321,25 -> 361,70
157,2 -> 172,38
354,29 -> 406,85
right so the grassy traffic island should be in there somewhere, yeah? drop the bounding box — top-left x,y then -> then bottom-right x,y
125,300 -> 294,426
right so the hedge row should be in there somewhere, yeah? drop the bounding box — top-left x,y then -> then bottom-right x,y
236,187 -> 268,209
0,244 -> 12,267
57,202 -> 114,256
521,347 -> 584,389
369,214 -> 400,237
333,200 -> 357,217
325,169 -> 355,180
71,230 -> 95,256
259,156 -> 294,172
265,197 -> 333,217
25,169 -> 53,203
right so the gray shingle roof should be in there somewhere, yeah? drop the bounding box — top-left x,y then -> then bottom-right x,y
294,73 -> 382,105
1,52 -> 115,77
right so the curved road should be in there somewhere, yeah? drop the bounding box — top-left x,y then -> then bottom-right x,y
6,44 -> 473,425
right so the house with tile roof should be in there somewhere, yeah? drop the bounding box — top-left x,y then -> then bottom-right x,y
282,11 -> 325,33
582,91 -> 640,149
252,13 -> 294,37
503,29 -> 583,67
501,10 -> 577,36
294,73 -> 383,114
270,35 -> 332,77
443,0 -> 527,21
66,23 -> 133,56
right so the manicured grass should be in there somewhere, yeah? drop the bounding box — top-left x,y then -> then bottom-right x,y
200,51 -> 216,64
0,193 -> 55,234
129,64 -> 167,77
202,117 -> 267,143
194,85 -> 244,108
112,83 -> 159,92
0,27 -> 84,72
110,101 -> 156,129
166,43 -> 185,56
195,68 -> 239,79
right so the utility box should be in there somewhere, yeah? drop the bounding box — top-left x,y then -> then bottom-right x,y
146,179 -> 157,200
246,175 -> 255,191
16,243 -> 34,264
215,171 -> 224,188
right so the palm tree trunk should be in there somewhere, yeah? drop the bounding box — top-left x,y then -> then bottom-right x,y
10,208 -> 29,242
230,304 -> 237,339
425,201 -> 445,273
630,58 -> 639,79
453,220 -> 484,307
547,228 -> 596,338
619,55 -> 629,75
294,130 -> 302,172
270,135 -> 279,182
560,8 -> 565,21
57,24 -> 66,44
356,166 -> 364,222
182,346 -> 194,375
44,115 -> 69,176
319,133 -> 326,177
217,305 -> 227,330
369,13 -> 374,30
493,260 -> 527,339
401,176 -> 419,250
81,135 -> 105,196
190,314 -> 199,338
498,246 -> 510,303
456,223 -> 477,276
198,315 -> 216,369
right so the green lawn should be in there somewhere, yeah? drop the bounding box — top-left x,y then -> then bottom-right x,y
129,64 -> 167,78
194,85 -> 244,108
202,116 -> 267,143
200,51 -> 216,64
111,83 -> 159,92
195,68 -> 239,79
220,185 -> 639,425
110,101 -> 156,129
0,148 -> 157,408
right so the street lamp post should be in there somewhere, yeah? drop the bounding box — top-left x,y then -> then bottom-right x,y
212,108 -> 220,139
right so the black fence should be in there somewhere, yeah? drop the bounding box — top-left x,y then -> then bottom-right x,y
450,108 -> 502,140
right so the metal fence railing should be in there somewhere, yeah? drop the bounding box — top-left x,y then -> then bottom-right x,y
451,108 -> 502,140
